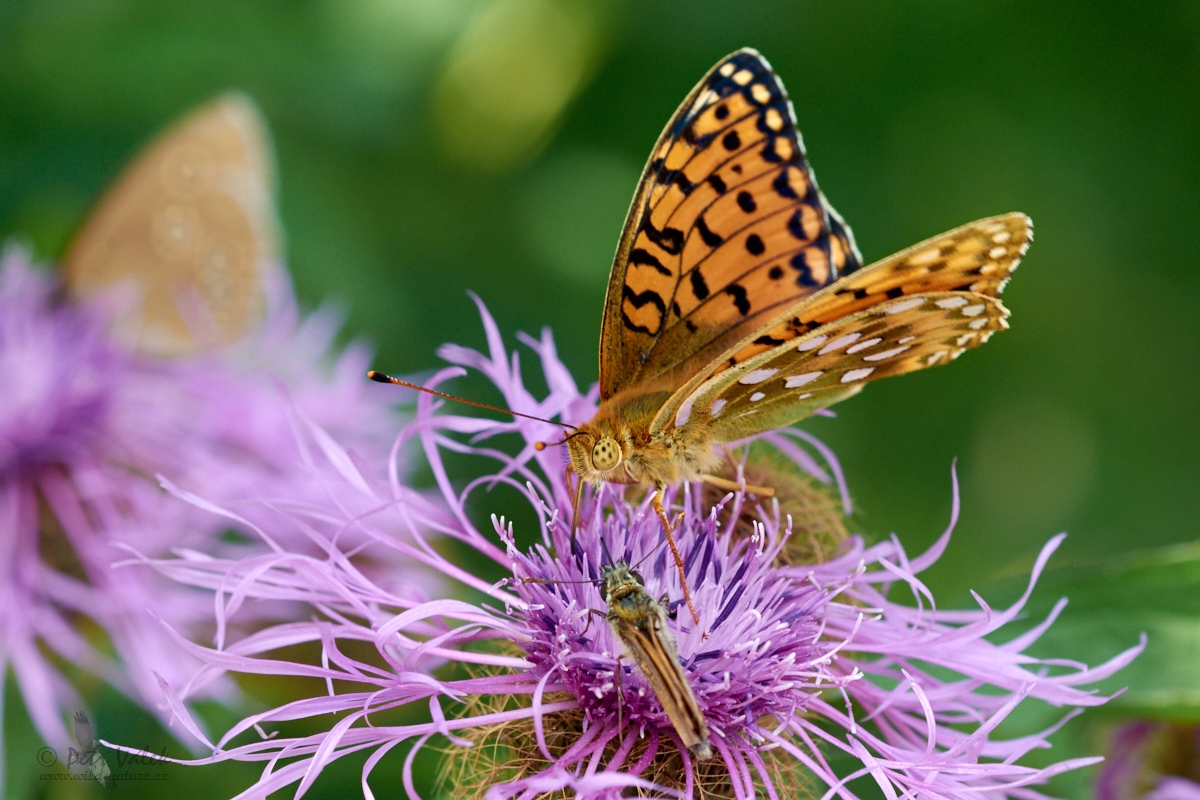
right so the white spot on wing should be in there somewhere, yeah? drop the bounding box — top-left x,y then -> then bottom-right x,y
674,376 -> 718,428
956,333 -> 975,346
989,246 -> 1007,258
935,296 -> 968,309
968,317 -> 989,329
841,367 -> 875,383
797,335 -> 828,352
819,332 -> 862,354
862,345 -> 911,362
885,297 -> 926,314
992,231 -> 1012,244
738,368 -> 779,385
909,247 -> 941,266
799,392 -> 812,399
784,372 -> 822,388
710,398 -> 727,417
961,304 -> 986,317
898,335 -> 916,344
750,391 -> 766,402
846,337 -> 882,354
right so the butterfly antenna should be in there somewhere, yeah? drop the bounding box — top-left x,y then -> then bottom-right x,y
368,371 -> 576,430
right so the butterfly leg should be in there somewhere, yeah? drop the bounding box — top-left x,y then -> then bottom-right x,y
699,473 -> 776,497
613,652 -> 625,737
582,606 -> 606,639
650,488 -> 699,625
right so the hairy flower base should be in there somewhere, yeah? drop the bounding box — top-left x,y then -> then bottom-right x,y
106,299 -> 1144,800
437,674 -> 821,800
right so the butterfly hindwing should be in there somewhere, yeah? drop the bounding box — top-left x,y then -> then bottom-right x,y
599,48 -> 862,399
63,94 -> 279,356
712,213 -> 1031,371
670,291 -> 1011,441
649,214 -> 1030,434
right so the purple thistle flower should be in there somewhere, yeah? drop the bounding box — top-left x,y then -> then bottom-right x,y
114,297 -> 1143,799
0,244 -> 414,773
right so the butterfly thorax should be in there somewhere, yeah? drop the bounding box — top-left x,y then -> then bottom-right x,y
568,387 -> 720,490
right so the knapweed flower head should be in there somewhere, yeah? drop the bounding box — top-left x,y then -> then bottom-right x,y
0,244 -> 412,764
1098,721 -> 1200,800
122,299 -> 1143,799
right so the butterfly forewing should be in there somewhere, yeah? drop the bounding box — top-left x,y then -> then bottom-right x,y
670,292 -> 1010,441
64,94 -> 279,357
600,48 -> 862,399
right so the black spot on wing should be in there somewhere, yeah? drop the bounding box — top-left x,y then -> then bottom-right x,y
725,284 -> 750,315
628,248 -> 672,277
695,216 -> 724,247
745,233 -> 765,256
643,221 -> 684,255
660,169 -> 697,196
736,190 -> 757,212
773,168 -> 798,199
621,285 -> 666,334
886,286 -> 904,298
786,208 -> 807,240
769,265 -> 783,280
708,174 -> 727,194
722,130 -> 741,151
790,251 -> 819,287
690,268 -> 710,300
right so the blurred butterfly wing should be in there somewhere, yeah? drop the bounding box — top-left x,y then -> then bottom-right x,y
651,214 -> 1031,435
63,93 -> 279,356
599,48 -> 862,400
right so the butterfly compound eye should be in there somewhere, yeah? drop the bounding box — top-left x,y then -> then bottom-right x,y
590,437 -> 622,471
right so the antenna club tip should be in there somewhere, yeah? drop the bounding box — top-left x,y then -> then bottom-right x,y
534,441 -> 546,451
367,370 -> 391,384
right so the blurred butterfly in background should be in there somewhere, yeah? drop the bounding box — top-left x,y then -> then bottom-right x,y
63,93 -> 280,356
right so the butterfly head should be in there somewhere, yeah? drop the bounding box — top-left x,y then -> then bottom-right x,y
564,422 -> 629,485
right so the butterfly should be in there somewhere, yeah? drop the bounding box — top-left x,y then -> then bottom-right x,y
63,93 -> 280,357
554,48 -> 1030,620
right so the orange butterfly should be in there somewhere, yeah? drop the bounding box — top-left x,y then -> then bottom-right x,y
376,49 -> 1031,622
562,49 -> 1028,620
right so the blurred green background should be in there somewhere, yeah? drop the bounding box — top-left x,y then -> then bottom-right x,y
2,0 -> 1198,797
